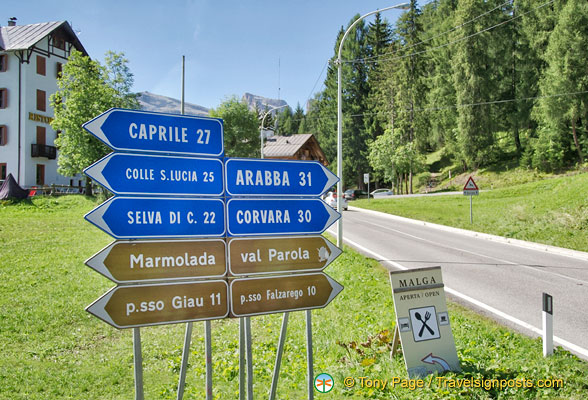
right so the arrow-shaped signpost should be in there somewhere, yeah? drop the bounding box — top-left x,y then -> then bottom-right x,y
85,196 -> 226,239
230,273 -> 343,317
85,239 -> 227,283
82,108 -> 344,400
86,280 -> 229,329
83,108 -> 224,156
84,153 -> 224,196
225,158 -> 338,197
226,198 -> 340,237
228,236 -> 341,276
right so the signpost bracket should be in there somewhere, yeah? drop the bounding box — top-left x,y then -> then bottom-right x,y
391,325 -> 401,358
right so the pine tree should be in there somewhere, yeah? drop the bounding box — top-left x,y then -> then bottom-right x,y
535,0 -> 588,168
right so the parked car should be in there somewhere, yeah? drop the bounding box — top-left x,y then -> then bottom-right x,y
344,189 -> 368,200
370,188 -> 394,198
324,191 -> 348,211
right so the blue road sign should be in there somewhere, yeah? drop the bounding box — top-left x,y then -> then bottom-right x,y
83,108 -> 224,156
226,198 -> 340,237
225,158 -> 339,197
84,153 -> 224,196
85,197 -> 226,239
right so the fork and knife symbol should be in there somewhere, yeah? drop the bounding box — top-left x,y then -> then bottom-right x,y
415,311 -> 435,337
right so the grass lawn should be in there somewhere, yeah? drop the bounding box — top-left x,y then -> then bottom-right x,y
1,195 -> 587,399
355,172 -> 588,252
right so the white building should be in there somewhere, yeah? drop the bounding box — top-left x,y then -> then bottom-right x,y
0,18 -> 87,188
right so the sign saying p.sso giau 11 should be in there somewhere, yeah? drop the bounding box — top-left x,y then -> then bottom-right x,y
84,196 -> 226,239
85,239 -> 227,284
86,280 -> 229,329
389,266 -> 460,378
84,153 -> 224,196
82,108 -> 224,157
225,158 -> 338,197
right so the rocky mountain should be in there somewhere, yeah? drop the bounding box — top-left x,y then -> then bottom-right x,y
138,91 -> 209,117
241,92 -> 289,113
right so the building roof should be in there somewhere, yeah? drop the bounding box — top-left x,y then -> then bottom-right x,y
0,21 -> 87,55
263,134 -> 315,158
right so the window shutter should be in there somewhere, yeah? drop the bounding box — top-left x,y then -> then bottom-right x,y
0,126 -> 7,145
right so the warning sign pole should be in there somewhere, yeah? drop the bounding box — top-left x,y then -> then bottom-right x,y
470,195 -> 473,224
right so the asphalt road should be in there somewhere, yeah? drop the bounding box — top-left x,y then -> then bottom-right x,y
327,206 -> 588,360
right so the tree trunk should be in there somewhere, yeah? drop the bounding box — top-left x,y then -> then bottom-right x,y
572,118 -> 584,164
84,176 -> 93,196
404,173 -> 408,195
409,167 -> 413,194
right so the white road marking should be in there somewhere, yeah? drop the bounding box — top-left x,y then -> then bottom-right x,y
328,228 -> 588,359
362,219 -> 588,286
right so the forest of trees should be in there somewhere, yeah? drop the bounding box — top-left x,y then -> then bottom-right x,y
279,0 -> 588,193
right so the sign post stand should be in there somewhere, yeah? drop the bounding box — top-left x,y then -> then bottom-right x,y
364,173 -> 370,203
269,312 -> 290,400
306,310 -> 314,400
239,319 -> 245,400
205,321 -> 213,400
133,328 -> 144,400
176,322 -> 193,400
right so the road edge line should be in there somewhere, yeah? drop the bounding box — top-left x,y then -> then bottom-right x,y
332,230 -> 588,359
349,206 -> 588,262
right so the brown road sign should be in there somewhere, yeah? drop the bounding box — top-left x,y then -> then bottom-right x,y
86,280 -> 229,329
228,235 -> 342,276
85,239 -> 227,283
230,272 -> 343,317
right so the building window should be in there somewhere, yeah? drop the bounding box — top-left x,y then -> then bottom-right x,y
0,163 -> 6,180
0,125 -> 7,145
36,126 -> 46,145
53,36 -> 66,50
0,88 -> 7,108
36,164 -> 45,185
36,89 -> 46,112
36,55 -> 46,76
56,62 -> 62,78
0,54 -> 7,72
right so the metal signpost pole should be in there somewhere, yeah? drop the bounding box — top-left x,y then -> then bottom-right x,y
269,312 -> 290,400
245,317 -> 254,400
470,195 -> 473,224
177,323 -> 193,400
205,321 -> 213,399
133,328 -> 144,400
239,319 -> 246,400
306,310 -> 314,400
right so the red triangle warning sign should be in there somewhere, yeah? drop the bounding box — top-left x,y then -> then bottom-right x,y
463,176 -> 479,191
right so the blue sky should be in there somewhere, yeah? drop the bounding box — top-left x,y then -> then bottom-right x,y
4,1 -> 416,111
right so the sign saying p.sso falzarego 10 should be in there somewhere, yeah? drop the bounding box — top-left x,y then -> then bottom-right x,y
389,266 -> 460,378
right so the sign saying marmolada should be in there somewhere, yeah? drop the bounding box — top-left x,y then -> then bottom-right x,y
85,239 -> 227,283
86,280 -> 229,329
389,267 -> 460,378
228,235 -> 341,276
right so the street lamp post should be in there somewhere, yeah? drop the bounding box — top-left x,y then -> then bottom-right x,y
336,3 -> 409,248
260,104 -> 289,159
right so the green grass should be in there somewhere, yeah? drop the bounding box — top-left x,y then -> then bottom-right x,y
1,196 -> 587,399
356,172 -> 588,252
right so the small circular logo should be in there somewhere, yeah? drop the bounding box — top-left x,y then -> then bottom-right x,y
314,373 -> 334,393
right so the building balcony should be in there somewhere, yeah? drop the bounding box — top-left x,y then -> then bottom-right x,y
31,143 -> 57,160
